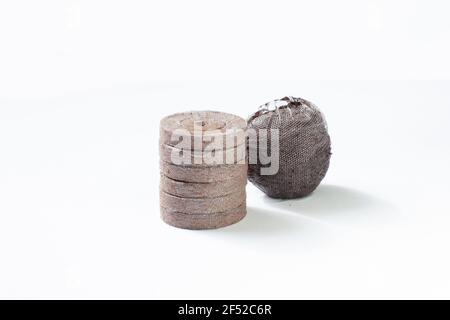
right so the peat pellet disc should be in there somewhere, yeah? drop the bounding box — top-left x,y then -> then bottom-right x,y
160,111 -> 246,151
160,143 -> 246,166
161,202 -> 246,230
160,190 -> 246,214
160,160 -> 248,183
160,174 -> 247,198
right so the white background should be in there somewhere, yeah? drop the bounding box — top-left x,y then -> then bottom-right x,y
1,0 -> 450,299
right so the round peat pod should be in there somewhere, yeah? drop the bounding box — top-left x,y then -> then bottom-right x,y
160,160 -> 248,183
248,97 -> 331,199
160,143 -> 246,166
160,190 -> 246,214
160,174 -> 247,199
160,111 -> 246,151
160,202 -> 247,230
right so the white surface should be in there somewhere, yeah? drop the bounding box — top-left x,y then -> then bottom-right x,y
1,0 -> 450,299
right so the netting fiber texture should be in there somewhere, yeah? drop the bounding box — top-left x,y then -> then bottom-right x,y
247,97 -> 331,199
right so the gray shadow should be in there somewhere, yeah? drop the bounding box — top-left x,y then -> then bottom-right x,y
217,206 -> 303,237
262,184 -> 397,223
209,206 -> 331,248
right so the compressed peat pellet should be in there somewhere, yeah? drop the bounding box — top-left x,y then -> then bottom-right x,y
160,160 -> 248,183
160,111 -> 247,151
160,190 -> 246,214
248,97 -> 331,199
159,143 -> 246,166
160,174 -> 247,198
159,110 -> 248,230
161,202 -> 247,230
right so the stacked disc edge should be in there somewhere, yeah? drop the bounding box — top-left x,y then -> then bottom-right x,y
159,111 -> 247,230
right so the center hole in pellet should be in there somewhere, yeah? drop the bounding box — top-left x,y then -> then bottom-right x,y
181,118 -> 226,132
195,120 -> 207,127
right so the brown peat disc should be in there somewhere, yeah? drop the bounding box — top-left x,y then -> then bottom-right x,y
160,190 -> 246,214
160,174 -> 247,198
160,160 -> 248,183
160,202 -> 246,230
159,143 -> 246,166
160,111 -> 246,151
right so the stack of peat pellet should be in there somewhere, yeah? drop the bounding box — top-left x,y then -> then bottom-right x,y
159,111 -> 248,230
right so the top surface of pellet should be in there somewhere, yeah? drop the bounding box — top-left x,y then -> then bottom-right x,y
161,111 -> 246,133
160,111 -> 247,149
